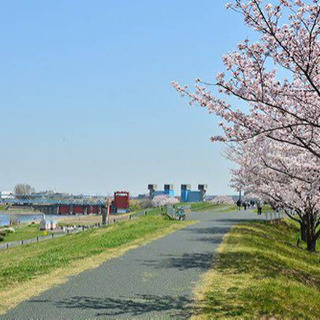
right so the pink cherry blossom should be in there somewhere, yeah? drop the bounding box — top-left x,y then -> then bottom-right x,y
173,0 -> 320,252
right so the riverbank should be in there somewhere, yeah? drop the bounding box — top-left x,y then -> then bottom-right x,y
0,205 -> 40,214
0,223 -> 55,243
0,212 -> 61,227
0,211 -> 117,227
0,212 -> 41,227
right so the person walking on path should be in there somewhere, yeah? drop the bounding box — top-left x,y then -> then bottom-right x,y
257,202 -> 262,215
236,199 -> 241,211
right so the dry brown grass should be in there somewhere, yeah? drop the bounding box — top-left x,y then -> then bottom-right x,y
58,213 -> 131,226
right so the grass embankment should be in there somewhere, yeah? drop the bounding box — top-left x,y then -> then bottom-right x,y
59,214 -> 108,226
190,202 -> 226,212
194,220 -> 320,319
175,202 -> 235,212
0,214 -> 192,314
2,206 -> 39,214
0,224 -> 53,243
217,205 -> 238,212
58,206 -> 166,226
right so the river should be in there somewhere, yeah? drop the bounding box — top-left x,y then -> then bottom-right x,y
0,212 -> 62,227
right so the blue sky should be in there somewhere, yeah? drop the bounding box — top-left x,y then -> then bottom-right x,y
0,0 -> 252,196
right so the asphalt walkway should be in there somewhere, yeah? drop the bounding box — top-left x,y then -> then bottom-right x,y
4,209 -> 265,319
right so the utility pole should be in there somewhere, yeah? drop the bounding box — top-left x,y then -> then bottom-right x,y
107,197 -> 111,225
102,198 -> 111,226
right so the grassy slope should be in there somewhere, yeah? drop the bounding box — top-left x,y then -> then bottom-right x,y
175,202 -> 235,212
58,207 -> 166,227
1,224 -> 54,243
0,215 -> 187,293
191,202 -> 227,212
196,220 -> 320,319
0,208 -> 167,243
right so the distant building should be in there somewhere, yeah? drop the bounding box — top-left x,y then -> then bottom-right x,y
110,191 -> 130,214
148,184 -> 174,199
180,184 -> 207,203
0,191 -> 14,200
137,194 -> 148,200
39,214 -> 58,230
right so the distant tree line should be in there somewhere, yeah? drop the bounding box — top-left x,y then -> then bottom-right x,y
14,184 -> 35,198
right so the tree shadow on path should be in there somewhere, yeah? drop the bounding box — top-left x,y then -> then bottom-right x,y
214,218 -> 262,223
141,252 -> 214,271
45,294 -> 196,317
186,226 -> 231,235
191,236 -> 224,244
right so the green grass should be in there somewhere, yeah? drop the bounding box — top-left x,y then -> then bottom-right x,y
174,202 -> 235,212
0,215 -> 184,292
190,202 -> 238,212
217,204 -> 238,212
0,224 -> 54,243
252,204 -> 273,214
262,204 -> 273,211
57,207 -> 167,227
191,202 -> 223,211
197,220 -> 320,319
133,207 -> 166,216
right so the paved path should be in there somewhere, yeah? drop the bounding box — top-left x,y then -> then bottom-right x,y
4,209 -> 265,319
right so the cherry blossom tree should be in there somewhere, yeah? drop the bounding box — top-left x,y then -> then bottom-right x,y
211,195 -> 235,205
151,195 -> 179,207
173,0 -> 320,156
227,138 -> 320,251
173,0 -> 320,251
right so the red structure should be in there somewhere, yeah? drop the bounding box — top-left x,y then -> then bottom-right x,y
74,205 -> 84,214
87,205 -> 99,214
52,193 -> 130,216
114,191 -> 130,211
58,205 -> 70,215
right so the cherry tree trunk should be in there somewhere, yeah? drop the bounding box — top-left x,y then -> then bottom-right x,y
300,221 -> 306,242
306,213 -> 317,252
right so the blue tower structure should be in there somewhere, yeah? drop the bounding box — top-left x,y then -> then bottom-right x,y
164,184 -> 174,197
148,184 -> 157,199
180,184 -> 207,202
181,184 -> 191,202
148,184 -> 174,199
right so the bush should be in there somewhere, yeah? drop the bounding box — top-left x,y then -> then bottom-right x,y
129,201 -> 141,212
3,227 -> 15,233
8,215 -> 19,226
140,199 -> 153,209
0,231 -> 6,242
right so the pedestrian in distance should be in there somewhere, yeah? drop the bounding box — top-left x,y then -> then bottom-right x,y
236,199 -> 241,211
257,202 -> 262,215
244,202 -> 247,210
